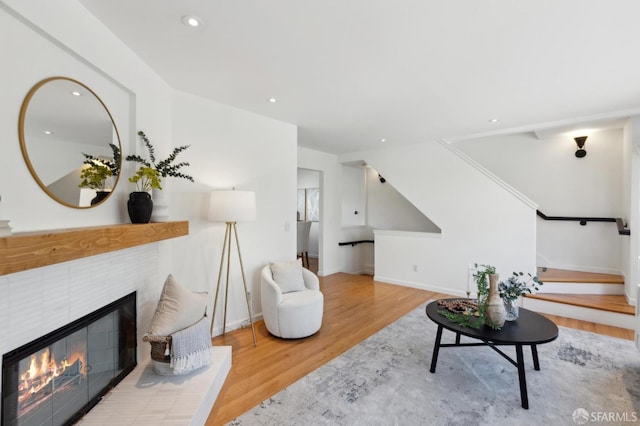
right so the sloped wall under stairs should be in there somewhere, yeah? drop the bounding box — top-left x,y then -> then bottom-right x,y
340,140 -> 538,296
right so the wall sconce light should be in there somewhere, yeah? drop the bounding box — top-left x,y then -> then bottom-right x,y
574,136 -> 587,158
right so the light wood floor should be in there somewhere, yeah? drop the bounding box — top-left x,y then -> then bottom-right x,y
206,273 -> 634,425
538,267 -> 624,284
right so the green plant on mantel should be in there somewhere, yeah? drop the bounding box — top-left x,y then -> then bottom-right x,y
126,131 -> 194,192
129,166 -> 162,192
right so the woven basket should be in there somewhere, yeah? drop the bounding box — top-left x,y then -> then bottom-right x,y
143,314 -> 210,376
143,334 -> 171,364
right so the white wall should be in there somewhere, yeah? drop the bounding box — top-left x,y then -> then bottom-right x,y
298,147 -> 343,276
0,0 -> 168,397
341,140 -> 537,295
622,118 -> 640,306
455,129 -> 624,275
365,166 -> 440,233
168,91 -> 297,333
341,165 -> 366,227
297,168 -> 320,189
297,168 -> 320,257
338,163 -> 440,275
338,225 -> 375,275
0,0 -> 297,368
338,165 -> 371,274
0,2 -> 137,228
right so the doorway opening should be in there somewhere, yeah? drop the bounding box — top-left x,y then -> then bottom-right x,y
297,168 -> 321,275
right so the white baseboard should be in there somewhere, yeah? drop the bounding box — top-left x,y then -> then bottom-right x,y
212,313 -> 263,337
373,275 -> 466,298
364,263 -> 374,275
318,267 -> 343,276
625,286 -> 638,308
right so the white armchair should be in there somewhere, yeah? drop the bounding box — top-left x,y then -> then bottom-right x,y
261,263 -> 324,338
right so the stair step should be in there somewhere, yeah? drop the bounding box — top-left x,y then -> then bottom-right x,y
522,295 -> 636,330
526,293 -> 635,316
537,267 -> 624,284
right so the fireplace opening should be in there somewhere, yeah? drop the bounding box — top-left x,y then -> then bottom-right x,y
2,292 -> 136,426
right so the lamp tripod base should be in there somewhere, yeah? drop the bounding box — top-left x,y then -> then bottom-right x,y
210,221 -> 257,346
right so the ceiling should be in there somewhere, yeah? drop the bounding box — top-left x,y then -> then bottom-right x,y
79,0 -> 640,154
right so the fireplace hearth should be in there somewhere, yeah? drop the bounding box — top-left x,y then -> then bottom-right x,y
2,292 -> 136,426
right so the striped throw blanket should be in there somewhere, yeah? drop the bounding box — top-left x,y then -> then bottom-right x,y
170,315 -> 215,374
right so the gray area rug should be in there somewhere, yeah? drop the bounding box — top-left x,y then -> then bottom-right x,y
230,305 -> 640,426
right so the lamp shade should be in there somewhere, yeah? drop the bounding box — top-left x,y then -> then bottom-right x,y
208,190 -> 256,222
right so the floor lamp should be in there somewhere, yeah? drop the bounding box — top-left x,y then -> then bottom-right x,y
208,189 -> 257,346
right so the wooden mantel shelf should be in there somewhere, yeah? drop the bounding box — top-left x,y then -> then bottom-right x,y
0,221 -> 189,276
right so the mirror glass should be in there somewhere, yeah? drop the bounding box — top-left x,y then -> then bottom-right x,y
19,77 -> 122,208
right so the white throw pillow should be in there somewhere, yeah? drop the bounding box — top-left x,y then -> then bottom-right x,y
148,274 -> 208,336
270,259 -> 306,293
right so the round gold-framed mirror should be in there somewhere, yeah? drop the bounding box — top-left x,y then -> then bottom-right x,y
18,76 -> 122,208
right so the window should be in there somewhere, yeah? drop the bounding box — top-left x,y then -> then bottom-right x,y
297,188 -> 319,221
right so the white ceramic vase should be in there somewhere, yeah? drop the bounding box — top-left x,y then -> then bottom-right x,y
150,188 -> 169,222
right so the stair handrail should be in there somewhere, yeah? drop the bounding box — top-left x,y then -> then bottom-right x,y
338,240 -> 375,247
536,210 -> 630,236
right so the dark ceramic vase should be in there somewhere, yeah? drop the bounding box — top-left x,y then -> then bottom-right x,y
90,191 -> 111,206
127,192 -> 153,223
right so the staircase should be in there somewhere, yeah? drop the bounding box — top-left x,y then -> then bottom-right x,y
522,268 -> 636,330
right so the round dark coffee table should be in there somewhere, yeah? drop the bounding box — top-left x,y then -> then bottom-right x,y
426,299 -> 558,409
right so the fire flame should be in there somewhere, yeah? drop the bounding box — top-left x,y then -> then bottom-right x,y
17,347 -> 86,406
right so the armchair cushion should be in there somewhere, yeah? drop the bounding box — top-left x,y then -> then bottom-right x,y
269,259 -> 306,293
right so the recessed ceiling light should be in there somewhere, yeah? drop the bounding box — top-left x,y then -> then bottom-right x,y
181,15 -> 202,28
380,138 -> 387,143
269,98 -> 277,103
44,130 -> 53,135
71,91 -> 81,96
488,118 -> 499,123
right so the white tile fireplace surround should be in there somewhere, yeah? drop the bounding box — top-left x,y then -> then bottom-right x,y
0,224 -> 231,424
0,243 -> 161,397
